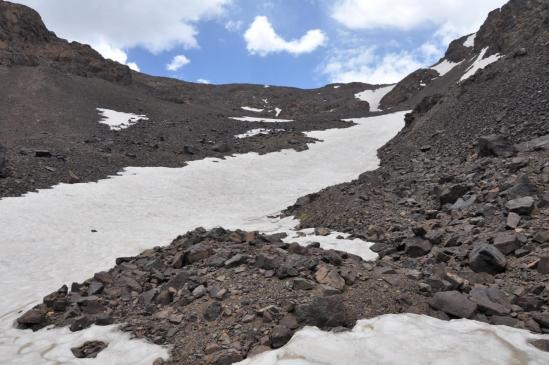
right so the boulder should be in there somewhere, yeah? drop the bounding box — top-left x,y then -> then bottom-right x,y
533,231 -> 549,244
404,237 -> 432,257
429,291 -> 477,318
538,256 -> 549,275
477,135 -> 516,157
270,325 -> 292,348
184,243 -> 213,264
295,296 -> 348,328
440,184 -> 470,205
469,244 -> 507,274
469,287 -> 512,315
493,232 -> 521,255
210,349 -> 243,365
505,196 -> 535,215
204,301 -> 222,321
506,212 -> 521,229
504,175 -> 538,199
71,341 -> 108,359
314,266 -> 345,290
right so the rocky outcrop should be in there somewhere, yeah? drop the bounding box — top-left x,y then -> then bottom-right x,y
0,1 -> 132,84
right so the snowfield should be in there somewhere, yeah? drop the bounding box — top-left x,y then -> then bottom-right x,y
354,85 -> 396,112
431,59 -> 463,77
96,108 -> 149,131
1,111 -> 547,364
461,47 -> 503,82
229,116 -> 294,123
238,314 -> 549,365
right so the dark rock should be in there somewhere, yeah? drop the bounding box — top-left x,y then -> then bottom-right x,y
493,232 -> 521,255
70,316 -> 94,332
504,175 -> 538,199
224,254 -> 246,268
533,231 -> 549,244
87,280 -> 104,296
210,349 -> 243,365
71,341 -> 108,358
78,298 -> 107,315
292,278 -> 315,290
505,196 -> 535,215
533,313 -> 549,329
295,296 -> 348,328
469,244 -> 507,274
17,308 -> 46,329
537,256 -> 549,274
429,291 -> 477,318
515,296 -> 543,312
440,184 -> 470,205
184,243 -> 213,264
211,143 -> 230,153
256,253 -> 279,270
183,145 -> 196,154
270,325 -> 292,348
35,150 -> 52,157
529,340 -> 549,352
404,237 -> 432,257
506,212 -> 521,229
469,287 -> 512,315
514,47 -> 527,57
204,301 -> 223,321
477,135 -> 516,157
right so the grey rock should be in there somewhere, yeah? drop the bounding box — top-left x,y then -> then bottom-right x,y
469,287 -> 512,315
505,196 -> 535,215
469,244 -> 507,274
295,296 -> 347,328
71,341 -> 108,359
506,212 -> 521,229
440,184 -> 470,205
533,231 -> 549,244
210,349 -> 243,365
504,175 -> 538,199
204,301 -> 222,321
493,232 -> 521,255
477,135 -> 516,157
270,325 -> 292,348
429,291 -> 477,318
404,237 -> 432,257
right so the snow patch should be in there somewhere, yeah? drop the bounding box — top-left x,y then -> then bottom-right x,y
235,128 -> 283,139
238,314 -> 549,365
242,106 -> 265,113
333,85 -> 340,89
460,47 -> 503,82
97,108 -> 148,131
0,112 -> 406,363
230,116 -> 294,123
463,33 -> 476,48
354,85 -> 396,112
431,59 -> 462,77
274,107 -> 282,117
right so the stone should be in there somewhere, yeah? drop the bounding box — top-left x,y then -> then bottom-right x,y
184,243 -> 213,264
295,296 -> 347,328
71,341 -> 108,358
35,150 -> 52,157
68,170 -> 80,184
248,345 -> 271,357
314,266 -> 346,290
469,287 -> 512,315
533,231 -> 549,244
429,291 -> 477,318
529,340 -> 549,352
505,197 -> 535,215
477,135 -> 516,157
533,313 -> 549,329
70,316 -> 94,332
270,325 -> 292,348
87,280 -> 104,296
504,175 -> 538,199
205,343 -> 222,355
314,227 -> 331,236
183,145 -> 196,154
403,237 -> 432,257
17,308 -> 46,329
210,349 -> 243,365
224,254 -> 246,268
279,314 -> 299,329
211,142 -> 230,153
292,278 -> 315,290
256,253 -> 279,270
204,301 -> 223,321
440,184 -> 470,205
506,213 -> 521,229
469,244 -> 507,274
493,232 -> 521,255
537,256 -> 549,274
192,285 -> 207,298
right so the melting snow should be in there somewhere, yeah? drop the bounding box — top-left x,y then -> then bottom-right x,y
274,107 -> 282,117
0,112 -> 405,364
463,33 -> 476,48
235,128 -> 284,139
431,59 -> 463,77
355,85 -> 396,112
460,47 -> 503,82
238,314 -> 549,365
242,106 -> 265,113
96,108 -> 148,131
229,116 -> 294,123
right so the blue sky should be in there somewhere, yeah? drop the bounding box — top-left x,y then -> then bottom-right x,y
16,0 -> 507,88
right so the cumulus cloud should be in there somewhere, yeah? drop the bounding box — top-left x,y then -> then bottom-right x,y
167,55 -> 191,71
320,45 -> 439,85
331,0 -> 506,44
244,16 -> 326,56
14,0 -> 230,63
93,41 -> 140,71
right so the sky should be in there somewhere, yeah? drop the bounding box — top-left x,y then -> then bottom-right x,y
15,0 -> 507,89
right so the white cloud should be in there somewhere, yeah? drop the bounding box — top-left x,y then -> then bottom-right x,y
93,41 -> 140,71
167,55 -> 191,71
225,20 -> 243,32
321,46 -> 427,85
244,16 -> 326,56
14,0 -> 230,53
197,79 -> 211,84
331,0 -> 507,44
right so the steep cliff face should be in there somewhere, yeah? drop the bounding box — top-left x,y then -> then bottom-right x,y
0,1 -> 132,83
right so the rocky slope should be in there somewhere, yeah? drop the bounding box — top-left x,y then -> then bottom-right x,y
289,0 -> 549,337
0,1 -> 377,198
